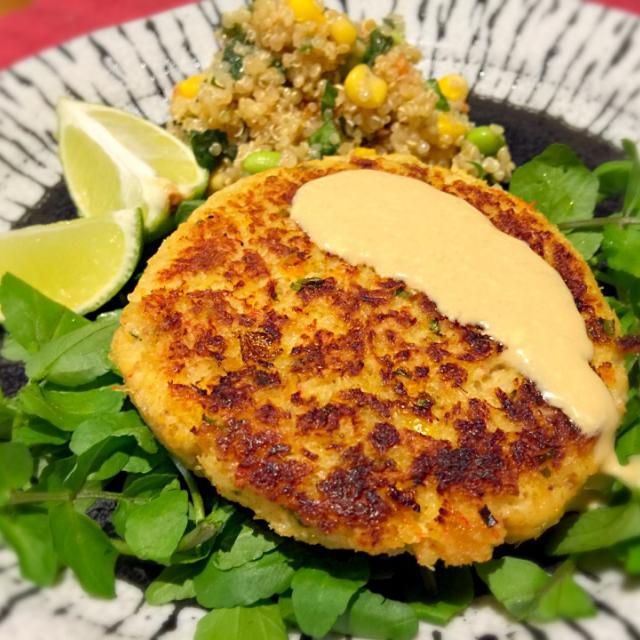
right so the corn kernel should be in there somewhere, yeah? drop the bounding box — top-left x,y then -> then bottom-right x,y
352,146 -> 377,158
174,74 -> 205,99
330,15 -> 357,46
437,112 -> 468,142
287,0 -> 325,23
344,64 -> 388,109
437,74 -> 469,102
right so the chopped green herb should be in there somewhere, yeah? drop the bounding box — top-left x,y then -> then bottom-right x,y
362,29 -> 394,66
429,319 -> 442,335
222,24 -> 250,44
222,43 -> 244,80
426,79 -> 450,112
321,82 -> 338,117
393,367 -> 411,378
190,129 -> 238,171
395,287 -> 412,299
291,277 -> 325,292
308,119 -> 341,157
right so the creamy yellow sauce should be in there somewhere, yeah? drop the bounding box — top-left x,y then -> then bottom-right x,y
291,169 -> 637,483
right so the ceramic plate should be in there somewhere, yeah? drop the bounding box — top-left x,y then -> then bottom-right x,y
1,1 -> 639,638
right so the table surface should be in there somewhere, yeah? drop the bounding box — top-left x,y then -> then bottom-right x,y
0,0 -> 638,70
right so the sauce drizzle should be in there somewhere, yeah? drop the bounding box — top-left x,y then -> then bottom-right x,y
291,169 -> 627,476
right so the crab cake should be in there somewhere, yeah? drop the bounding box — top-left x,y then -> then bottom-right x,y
111,155 -> 627,567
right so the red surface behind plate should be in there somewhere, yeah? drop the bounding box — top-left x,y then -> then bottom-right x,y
0,0 -> 638,69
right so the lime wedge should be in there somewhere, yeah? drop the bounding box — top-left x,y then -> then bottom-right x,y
57,98 -> 209,238
0,209 -> 142,316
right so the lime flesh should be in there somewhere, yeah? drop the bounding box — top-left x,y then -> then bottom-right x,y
0,209 -> 142,316
57,98 -> 208,238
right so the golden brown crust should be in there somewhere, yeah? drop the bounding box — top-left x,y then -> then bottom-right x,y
111,155 -> 627,566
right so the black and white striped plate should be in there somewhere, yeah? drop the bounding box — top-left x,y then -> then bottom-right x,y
0,1 -> 639,638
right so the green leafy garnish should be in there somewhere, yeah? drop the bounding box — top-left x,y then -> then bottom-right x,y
291,557 -> 369,637
194,549 -> 295,608
49,501 -> 118,598
510,143 -> 599,224
477,557 -> 595,622
195,605 -> 287,640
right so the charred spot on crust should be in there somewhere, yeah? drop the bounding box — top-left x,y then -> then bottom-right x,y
297,403 -> 354,433
369,422 -> 401,452
479,505 -> 497,527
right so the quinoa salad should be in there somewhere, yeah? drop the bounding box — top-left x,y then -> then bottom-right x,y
170,0 -> 514,190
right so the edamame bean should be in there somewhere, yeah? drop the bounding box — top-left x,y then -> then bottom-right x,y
465,126 -> 505,156
242,150 -> 282,174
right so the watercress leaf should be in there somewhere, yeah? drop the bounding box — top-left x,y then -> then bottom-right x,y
409,566 -> 474,625
91,449 -> 130,481
291,556 -> 369,637
121,450 -> 161,474
49,501 -> 117,598
530,562 -> 596,622
26,315 -> 119,386
145,564 -> 198,605
0,441 -> 32,501
509,144 -> 598,224
17,383 -> 124,432
213,521 -> 279,570
1,333 -> 29,362
124,489 -> 189,563
0,273 -> 87,353
614,538 -> 640,574
566,231 -> 603,261
476,557 -> 550,619
70,411 -> 157,455
194,549 -> 295,608
12,417 -> 69,447
35,455 -> 77,492
278,595 -> 297,625
0,507 -> 59,586
195,605 -> 287,640
340,589 -> 419,640
546,503 -> 640,555
602,223 -> 640,277
617,419 -> 640,463
111,473 -> 179,536
594,159 -> 630,200
622,139 -> 640,216
65,437 -> 132,492
0,391 -> 16,440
